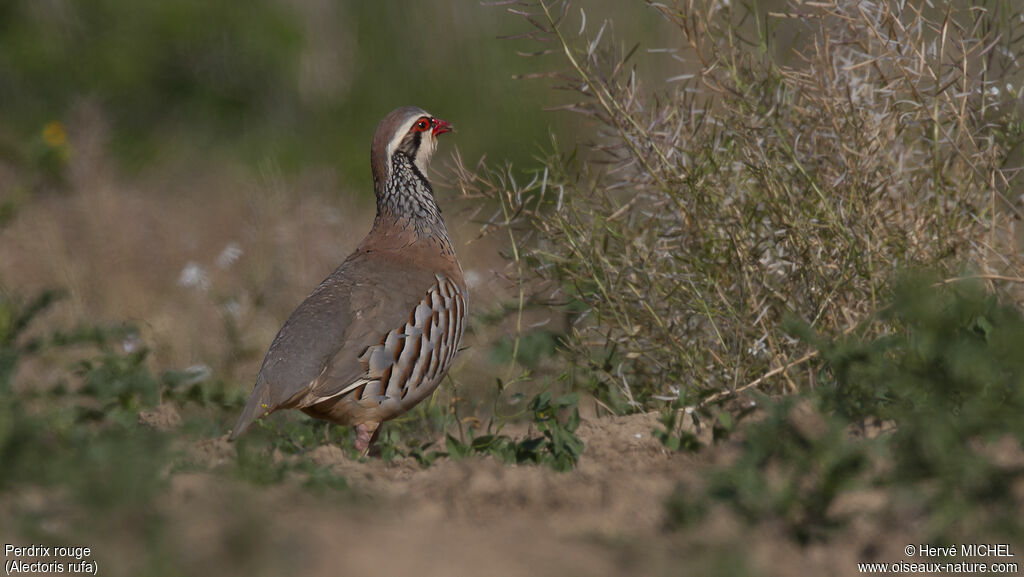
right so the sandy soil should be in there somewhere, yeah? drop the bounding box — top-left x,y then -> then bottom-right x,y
2,404 -> 1019,576
157,411 -> 990,577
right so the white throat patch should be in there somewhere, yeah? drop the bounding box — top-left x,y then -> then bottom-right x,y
413,131 -> 438,175
385,114 -> 437,179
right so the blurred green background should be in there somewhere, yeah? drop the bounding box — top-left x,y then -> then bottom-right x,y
0,0 -> 673,193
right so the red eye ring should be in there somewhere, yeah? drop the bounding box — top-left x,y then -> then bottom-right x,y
413,117 -> 432,132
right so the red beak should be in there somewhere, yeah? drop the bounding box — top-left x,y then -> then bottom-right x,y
432,118 -> 452,137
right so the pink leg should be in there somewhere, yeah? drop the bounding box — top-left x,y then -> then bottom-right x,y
353,422 -> 380,456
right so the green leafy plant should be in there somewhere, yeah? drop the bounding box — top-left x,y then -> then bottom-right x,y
461,390 -> 582,472
668,394 -> 873,543
654,393 -> 757,453
668,277 -> 1024,543
0,287 -> 173,510
377,390 -> 585,472
0,289 -> 62,389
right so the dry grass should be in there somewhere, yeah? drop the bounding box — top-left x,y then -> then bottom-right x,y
455,0 -> 1024,408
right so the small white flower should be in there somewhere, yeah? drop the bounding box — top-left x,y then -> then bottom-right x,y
216,242 -> 243,269
223,298 -> 242,320
178,262 -> 210,292
122,333 -> 142,353
464,269 -> 483,290
181,364 -> 212,385
652,384 -> 682,402
746,335 -> 768,358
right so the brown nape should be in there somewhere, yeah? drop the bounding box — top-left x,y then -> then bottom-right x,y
370,105 -> 429,191
230,106 -> 466,457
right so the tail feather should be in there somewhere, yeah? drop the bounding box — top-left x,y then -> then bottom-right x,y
229,383 -> 272,441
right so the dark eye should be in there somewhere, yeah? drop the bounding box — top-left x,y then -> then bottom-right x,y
413,117 -> 431,132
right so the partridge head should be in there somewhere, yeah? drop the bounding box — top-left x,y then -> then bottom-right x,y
230,106 -> 466,454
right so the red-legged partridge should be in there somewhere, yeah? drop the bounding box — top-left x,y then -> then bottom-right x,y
230,106 -> 467,454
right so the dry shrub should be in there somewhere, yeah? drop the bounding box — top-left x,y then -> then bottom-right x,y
454,0 -> 1024,407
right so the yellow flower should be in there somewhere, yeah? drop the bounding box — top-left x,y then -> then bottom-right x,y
42,121 -> 66,148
